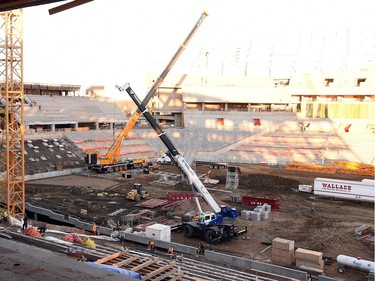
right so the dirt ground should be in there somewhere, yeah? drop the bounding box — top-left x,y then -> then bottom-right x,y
26,164 -> 374,280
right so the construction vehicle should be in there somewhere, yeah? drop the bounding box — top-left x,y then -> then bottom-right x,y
126,183 -> 150,201
84,11 -> 208,173
118,83 -> 240,244
157,154 -> 172,164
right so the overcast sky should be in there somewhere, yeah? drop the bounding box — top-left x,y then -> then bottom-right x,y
22,0 -> 375,99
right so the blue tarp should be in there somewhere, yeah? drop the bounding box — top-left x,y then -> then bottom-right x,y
86,262 -> 142,280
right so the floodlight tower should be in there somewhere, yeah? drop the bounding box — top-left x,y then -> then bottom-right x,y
0,9 -> 25,219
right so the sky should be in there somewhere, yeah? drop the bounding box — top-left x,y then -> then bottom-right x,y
22,0 -> 375,99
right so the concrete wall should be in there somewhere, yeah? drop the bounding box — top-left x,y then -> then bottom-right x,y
25,168 -> 84,181
318,276 -> 346,281
25,202 -> 112,235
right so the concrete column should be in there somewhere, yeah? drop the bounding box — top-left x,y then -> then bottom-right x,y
110,122 -> 113,130
51,124 -> 55,132
74,123 -> 78,131
95,122 -> 99,130
225,103 -> 228,111
202,103 -> 205,112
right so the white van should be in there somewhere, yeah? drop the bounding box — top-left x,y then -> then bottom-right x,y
157,154 -> 172,164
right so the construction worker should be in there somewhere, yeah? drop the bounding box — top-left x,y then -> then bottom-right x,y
37,225 -> 47,236
3,210 -> 8,223
199,242 -> 205,255
22,213 -> 28,231
167,247 -> 174,256
92,223 -> 97,235
149,241 -> 155,252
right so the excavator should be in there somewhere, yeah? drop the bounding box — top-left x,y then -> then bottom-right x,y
84,11 -> 208,173
119,83 -> 240,244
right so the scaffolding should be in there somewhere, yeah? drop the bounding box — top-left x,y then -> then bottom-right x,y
225,166 -> 240,191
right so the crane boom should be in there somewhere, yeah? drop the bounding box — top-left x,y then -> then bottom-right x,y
95,11 -> 208,166
118,83 -> 222,214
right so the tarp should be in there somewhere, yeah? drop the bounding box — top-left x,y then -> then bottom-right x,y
25,227 -> 42,238
45,236 -> 74,246
63,234 -> 83,244
86,262 -> 142,279
82,237 -> 96,248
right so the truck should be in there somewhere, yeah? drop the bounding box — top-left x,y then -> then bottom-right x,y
118,83 -> 240,244
313,177 -> 375,203
84,11 -> 208,173
157,154 -> 172,164
337,255 -> 375,274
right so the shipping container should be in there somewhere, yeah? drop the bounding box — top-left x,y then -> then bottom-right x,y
313,178 -> 375,203
242,195 -> 280,210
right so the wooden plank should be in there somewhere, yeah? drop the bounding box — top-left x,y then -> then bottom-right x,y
169,271 -> 185,281
131,257 -> 160,272
260,245 -> 272,254
94,250 -> 128,264
152,268 -> 180,281
113,255 -> 139,268
143,261 -> 176,280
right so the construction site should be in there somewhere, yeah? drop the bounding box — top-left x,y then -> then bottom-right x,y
1,1 -> 375,281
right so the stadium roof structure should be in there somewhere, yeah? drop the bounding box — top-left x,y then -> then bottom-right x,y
0,0 -> 93,14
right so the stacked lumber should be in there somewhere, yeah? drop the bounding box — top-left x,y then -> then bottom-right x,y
271,238 -> 295,266
295,248 -> 324,270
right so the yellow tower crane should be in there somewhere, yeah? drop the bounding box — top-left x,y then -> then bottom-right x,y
0,9 -> 25,219
0,1 -> 95,219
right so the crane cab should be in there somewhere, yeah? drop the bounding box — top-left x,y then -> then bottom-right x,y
197,211 -> 219,226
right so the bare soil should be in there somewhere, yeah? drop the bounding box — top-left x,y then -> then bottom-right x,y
26,164 -> 374,280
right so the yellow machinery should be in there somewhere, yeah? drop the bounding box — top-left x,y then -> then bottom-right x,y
126,183 -> 150,201
84,11 -> 208,173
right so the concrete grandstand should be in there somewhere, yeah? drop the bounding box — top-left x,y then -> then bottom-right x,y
21,91 -> 374,178
21,22 -> 375,176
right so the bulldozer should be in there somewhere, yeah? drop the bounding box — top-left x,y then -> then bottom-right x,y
126,183 -> 150,201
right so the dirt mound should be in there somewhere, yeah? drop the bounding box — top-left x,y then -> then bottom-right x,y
172,196 -> 229,216
216,173 -> 302,195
